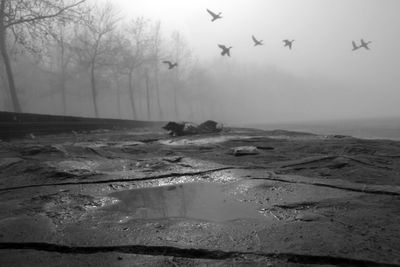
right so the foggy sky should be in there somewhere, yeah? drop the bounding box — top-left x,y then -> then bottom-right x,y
93,0 -> 400,122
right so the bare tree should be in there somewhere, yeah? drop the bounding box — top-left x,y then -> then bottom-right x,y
46,21 -> 76,115
149,21 -> 163,120
111,66 -> 122,118
56,23 -> 68,115
119,17 -> 150,120
186,61 -> 216,121
0,0 -> 86,112
169,31 -> 192,120
70,3 -> 119,117
108,32 -> 133,119
144,68 -> 151,120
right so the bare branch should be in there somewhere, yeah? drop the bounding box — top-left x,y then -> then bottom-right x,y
5,0 -> 86,28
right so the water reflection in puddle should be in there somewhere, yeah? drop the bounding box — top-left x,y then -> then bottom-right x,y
106,183 -> 265,222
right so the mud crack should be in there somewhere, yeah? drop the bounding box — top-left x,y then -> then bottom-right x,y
0,242 -> 398,266
0,167 -> 234,192
251,176 -> 400,196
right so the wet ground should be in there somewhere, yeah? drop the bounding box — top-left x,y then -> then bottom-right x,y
0,127 -> 400,266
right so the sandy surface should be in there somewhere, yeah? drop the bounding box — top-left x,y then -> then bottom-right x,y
0,127 -> 400,266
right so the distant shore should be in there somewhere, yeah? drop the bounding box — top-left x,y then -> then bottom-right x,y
2,110 -> 400,141
247,117 -> 400,141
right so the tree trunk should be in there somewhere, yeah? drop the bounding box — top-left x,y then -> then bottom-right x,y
145,68 -> 151,120
128,71 -> 136,120
173,86 -> 178,120
0,22 -> 21,113
173,71 -> 179,120
113,73 -> 121,118
154,65 -> 162,120
60,71 -> 67,115
60,44 -> 67,115
152,22 -> 163,120
199,101 -> 205,121
90,61 -> 99,118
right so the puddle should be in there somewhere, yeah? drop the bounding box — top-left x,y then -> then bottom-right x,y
106,183 -> 265,222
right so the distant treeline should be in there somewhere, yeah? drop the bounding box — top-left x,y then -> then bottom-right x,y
0,0 -> 217,122
0,1 -> 357,124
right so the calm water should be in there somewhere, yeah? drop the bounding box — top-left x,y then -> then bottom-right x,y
106,183 -> 265,222
249,117 -> 400,140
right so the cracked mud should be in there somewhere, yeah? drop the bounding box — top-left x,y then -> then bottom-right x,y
0,127 -> 400,266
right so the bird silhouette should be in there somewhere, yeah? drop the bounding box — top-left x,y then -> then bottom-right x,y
218,44 -> 232,57
206,9 -> 222,22
359,38 -> 371,50
252,35 -> 263,46
162,61 -> 178,69
352,41 -> 360,51
283,39 -> 294,49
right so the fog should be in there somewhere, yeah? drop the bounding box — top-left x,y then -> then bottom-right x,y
1,0 -> 399,124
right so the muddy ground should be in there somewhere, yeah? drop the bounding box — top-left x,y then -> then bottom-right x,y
0,127 -> 400,266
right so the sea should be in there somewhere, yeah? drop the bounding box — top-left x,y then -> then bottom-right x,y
246,117 -> 400,141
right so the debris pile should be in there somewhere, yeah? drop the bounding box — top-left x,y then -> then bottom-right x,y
162,120 -> 223,136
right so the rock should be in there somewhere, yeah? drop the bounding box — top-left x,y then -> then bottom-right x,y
21,145 -> 66,156
162,120 -> 223,136
256,146 -> 274,150
332,134 -> 350,139
163,122 -> 189,136
113,141 -> 145,148
162,156 -> 183,163
0,157 -> 22,169
51,145 -> 69,156
230,146 -> 260,156
90,129 -> 110,134
197,120 -> 223,133
183,122 -> 199,135
327,157 -> 350,169
318,168 -> 332,176
295,213 -> 322,222
45,160 -> 98,178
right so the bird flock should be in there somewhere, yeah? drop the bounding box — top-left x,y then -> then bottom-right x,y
162,8 -> 372,69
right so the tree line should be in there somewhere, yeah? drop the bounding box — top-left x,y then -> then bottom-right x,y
0,0 -> 217,121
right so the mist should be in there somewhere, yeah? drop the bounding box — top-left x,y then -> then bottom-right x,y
1,0 -> 399,125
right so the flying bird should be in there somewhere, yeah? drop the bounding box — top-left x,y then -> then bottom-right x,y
206,9 -> 222,22
218,44 -> 232,57
283,39 -> 294,49
359,38 -> 371,50
162,61 -> 178,69
252,35 -> 263,46
352,41 -> 360,51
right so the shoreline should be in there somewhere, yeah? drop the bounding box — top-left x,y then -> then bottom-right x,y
1,123 -> 400,266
